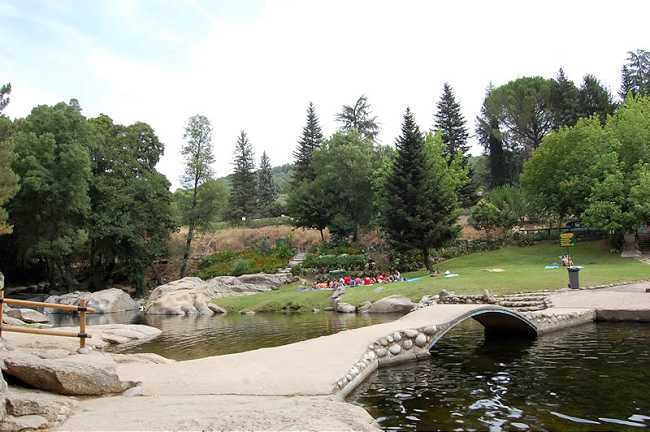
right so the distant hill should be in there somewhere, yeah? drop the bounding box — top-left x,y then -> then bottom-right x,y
217,163 -> 294,195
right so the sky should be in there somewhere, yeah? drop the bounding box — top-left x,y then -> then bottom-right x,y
2,0 -> 648,189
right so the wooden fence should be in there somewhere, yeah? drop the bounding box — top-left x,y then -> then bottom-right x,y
0,291 -> 96,349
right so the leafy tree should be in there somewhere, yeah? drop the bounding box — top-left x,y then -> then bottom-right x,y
174,179 -> 228,231
0,83 -> 10,112
469,199 -> 501,238
434,83 -> 469,158
292,102 -> 323,183
476,85 -> 511,187
577,74 -> 615,124
383,108 -> 461,271
336,94 -> 379,140
87,115 -> 175,295
9,101 -> 92,288
521,117 -> 619,221
309,131 -> 376,241
257,151 -> 278,217
179,115 -> 215,277
287,177 -> 332,241
621,50 -> 650,97
228,131 -> 257,223
550,68 -> 580,129
0,83 -> 18,235
489,77 -> 555,154
484,185 -> 529,227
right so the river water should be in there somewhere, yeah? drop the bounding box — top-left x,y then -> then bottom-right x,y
51,312 -> 649,429
350,320 -> 650,431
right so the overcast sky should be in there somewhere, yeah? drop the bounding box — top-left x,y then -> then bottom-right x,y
2,0 -> 648,188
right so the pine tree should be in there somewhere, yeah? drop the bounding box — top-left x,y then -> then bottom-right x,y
383,108 -> 460,271
434,83 -> 469,158
257,151 -> 278,217
228,131 -> 257,222
179,114 -> 215,277
292,102 -> 323,183
477,85 -> 509,188
550,68 -> 580,129
578,74 -> 615,124
336,95 -> 379,140
624,50 -> 650,96
620,65 -> 636,99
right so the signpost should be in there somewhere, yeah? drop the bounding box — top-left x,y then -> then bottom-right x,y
560,232 -> 580,288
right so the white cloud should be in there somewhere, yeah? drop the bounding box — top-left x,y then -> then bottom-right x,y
2,0 -> 647,189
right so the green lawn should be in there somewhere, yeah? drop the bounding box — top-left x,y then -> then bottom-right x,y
214,240 -> 650,313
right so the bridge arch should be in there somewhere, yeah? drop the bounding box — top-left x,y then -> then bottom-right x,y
425,306 -> 538,351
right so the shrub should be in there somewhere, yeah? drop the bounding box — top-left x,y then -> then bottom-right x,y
231,259 -> 253,276
196,244 -> 294,278
300,253 -> 368,274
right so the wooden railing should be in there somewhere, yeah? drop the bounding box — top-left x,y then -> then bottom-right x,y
0,290 -> 96,349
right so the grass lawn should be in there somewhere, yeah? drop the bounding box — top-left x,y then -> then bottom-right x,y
214,240 -> 650,313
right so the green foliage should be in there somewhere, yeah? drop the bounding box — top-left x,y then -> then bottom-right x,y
485,185 -> 529,227
621,50 -> 650,97
434,238 -> 503,260
87,115 -> 176,294
434,83 -> 469,158
10,101 -> 92,287
476,85 -> 513,187
550,68 -> 580,129
0,83 -> 10,113
383,108 -> 462,270
174,179 -> 228,231
257,151 -> 278,217
228,130 -> 257,222
197,245 -> 293,278
577,74 -> 615,124
0,114 -> 18,234
292,102 -> 323,183
336,95 -> 379,140
300,253 -> 368,272
469,199 -> 501,233
521,117 -> 618,219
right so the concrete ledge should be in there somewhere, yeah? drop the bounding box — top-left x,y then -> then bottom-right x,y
597,309 -> 650,322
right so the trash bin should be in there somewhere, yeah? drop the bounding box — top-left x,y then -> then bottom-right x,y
568,266 -> 580,289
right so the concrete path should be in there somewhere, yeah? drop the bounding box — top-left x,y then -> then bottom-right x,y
58,283 -> 650,431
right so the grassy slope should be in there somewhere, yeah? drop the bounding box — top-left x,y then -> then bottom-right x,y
214,240 -> 650,313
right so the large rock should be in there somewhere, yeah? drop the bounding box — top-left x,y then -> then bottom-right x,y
146,273 -> 297,316
6,308 -> 49,324
3,352 -> 138,396
367,295 -> 416,313
44,288 -> 138,314
4,386 -> 78,425
335,302 -> 356,314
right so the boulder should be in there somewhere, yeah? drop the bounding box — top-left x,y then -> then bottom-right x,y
5,386 -> 78,424
2,316 -> 28,327
146,273 -> 296,316
44,288 -> 138,314
3,352 -> 138,396
0,414 -> 48,431
368,295 -> 416,313
357,301 -> 372,313
6,308 -> 49,324
335,303 -> 356,314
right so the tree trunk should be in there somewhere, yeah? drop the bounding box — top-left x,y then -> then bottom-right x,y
319,229 -> 324,242
422,247 -> 432,272
179,223 -> 195,278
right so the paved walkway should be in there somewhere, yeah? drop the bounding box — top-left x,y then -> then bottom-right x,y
59,283 -> 650,431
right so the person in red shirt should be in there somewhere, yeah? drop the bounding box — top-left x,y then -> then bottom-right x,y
363,276 -> 371,285
343,275 -> 351,286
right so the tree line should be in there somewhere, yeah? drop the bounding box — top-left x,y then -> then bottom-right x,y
1,49 -> 648,290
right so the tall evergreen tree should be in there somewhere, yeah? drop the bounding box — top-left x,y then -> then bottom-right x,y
383,108 -> 460,271
550,68 -> 580,129
620,65 -> 636,99
179,114 -> 215,278
623,49 -> 650,96
228,131 -> 257,222
336,95 -> 379,140
293,102 -> 323,183
257,151 -> 278,217
477,85 -> 510,188
434,83 -> 469,158
578,74 -> 615,124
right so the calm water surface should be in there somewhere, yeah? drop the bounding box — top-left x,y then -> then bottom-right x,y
52,311 -> 401,360
350,320 -> 650,431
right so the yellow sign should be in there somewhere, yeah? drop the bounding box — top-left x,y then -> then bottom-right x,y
560,232 -> 576,247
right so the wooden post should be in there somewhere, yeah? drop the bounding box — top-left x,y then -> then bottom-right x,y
79,298 -> 87,349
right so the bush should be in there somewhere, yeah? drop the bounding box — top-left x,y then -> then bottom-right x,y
433,239 -> 504,260
196,243 -> 295,278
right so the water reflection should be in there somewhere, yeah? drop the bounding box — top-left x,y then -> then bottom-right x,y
351,321 -> 650,431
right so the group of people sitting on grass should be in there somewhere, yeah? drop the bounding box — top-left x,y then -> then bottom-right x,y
313,270 -> 403,290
